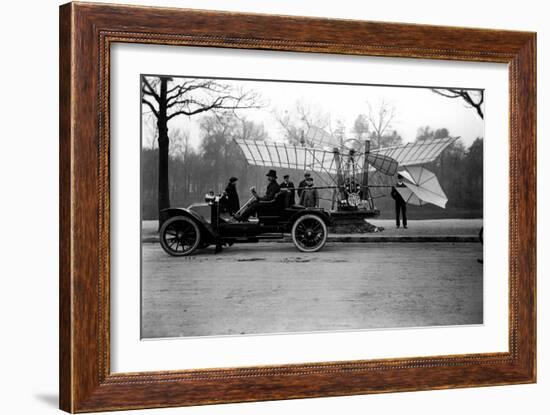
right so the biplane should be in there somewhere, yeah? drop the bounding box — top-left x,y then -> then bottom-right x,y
158,127 -> 457,257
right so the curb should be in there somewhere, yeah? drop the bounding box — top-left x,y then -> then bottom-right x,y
327,235 -> 479,243
142,235 -> 479,244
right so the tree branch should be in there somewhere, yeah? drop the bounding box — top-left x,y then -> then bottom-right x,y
167,92 -> 260,120
432,88 -> 484,119
167,101 -> 261,120
142,98 -> 158,117
142,77 -> 160,102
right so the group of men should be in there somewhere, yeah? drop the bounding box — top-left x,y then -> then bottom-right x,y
286,172 -> 320,208
222,170 -> 319,222
221,170 -> 408,228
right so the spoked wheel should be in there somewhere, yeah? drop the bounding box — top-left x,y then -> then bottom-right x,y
159,216 -> 201,256
291,214 -> 328,252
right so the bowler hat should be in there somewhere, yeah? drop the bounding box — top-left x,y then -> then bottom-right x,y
304,172 -> 311,177
266,169 -> 277,178
283,174 -> 289,179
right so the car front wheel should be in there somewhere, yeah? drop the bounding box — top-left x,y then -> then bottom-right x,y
159,216 -> 201,256
291,214 -> 328,252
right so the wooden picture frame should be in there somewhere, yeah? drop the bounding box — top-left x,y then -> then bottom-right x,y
59,2 -> 536,412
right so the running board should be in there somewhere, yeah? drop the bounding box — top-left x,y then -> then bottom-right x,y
222,234 -> 285,243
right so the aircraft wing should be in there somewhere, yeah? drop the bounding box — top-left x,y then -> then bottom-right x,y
397,166 -> 448,208
235,139 -> 400,176
362,153 -> 399,176
371,137 -> 458,166
234,139 -> 338,174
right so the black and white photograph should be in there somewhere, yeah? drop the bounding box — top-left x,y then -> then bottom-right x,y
140,74 -> 484,339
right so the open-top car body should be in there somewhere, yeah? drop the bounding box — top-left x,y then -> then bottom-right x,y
159,191 -> 332,256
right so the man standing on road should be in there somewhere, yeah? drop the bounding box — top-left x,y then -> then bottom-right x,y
279,174 -> 296,206
297,172 -> 311,200
390,174 -> 408,229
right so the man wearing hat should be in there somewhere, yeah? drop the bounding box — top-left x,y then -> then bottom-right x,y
297,172 -> 311,199
299,176 -> 319,208
390,174 -> 408,229
223,176 -> 240,214
234,169 -> 281,221
279,174 -> 296,206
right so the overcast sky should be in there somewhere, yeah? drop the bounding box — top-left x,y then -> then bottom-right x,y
142,77 -> 484,150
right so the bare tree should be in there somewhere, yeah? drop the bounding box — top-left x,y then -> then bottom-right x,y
431,88 -> 484,119
142,112 -> 159,150
365,100 -> 396,148
274,101 -> 330,145
352,113 -> 369,140
237,117 -> 268,142
296,101 -> 330,131
330,119 -> 347,146
169,128 -> 191,159
141,75 -> 260,218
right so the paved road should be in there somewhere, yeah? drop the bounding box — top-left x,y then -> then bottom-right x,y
141,242 -> 483,338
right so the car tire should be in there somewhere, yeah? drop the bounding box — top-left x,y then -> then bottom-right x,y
159,216 -> 201,256
291,214 -> 328,252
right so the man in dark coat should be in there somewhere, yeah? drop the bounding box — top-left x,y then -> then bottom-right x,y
279,174 -> 296,206
223,176 -> 240,214
297,172 -> 311,199
234,169 -> 280,221
299,177 -> 319,207
390,174 -> 408,229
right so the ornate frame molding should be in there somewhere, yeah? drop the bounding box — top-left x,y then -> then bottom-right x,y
60,2 -> 536,412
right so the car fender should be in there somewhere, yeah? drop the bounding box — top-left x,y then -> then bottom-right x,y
289,209 -> 332,227
159,207 -> 218,241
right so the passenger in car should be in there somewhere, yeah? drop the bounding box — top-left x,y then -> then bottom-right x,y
299,177 -> 319,208
279,174 -> 296,205
233,169 -> 280,222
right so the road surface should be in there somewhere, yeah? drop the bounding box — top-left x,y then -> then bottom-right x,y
141,242 -> 483,338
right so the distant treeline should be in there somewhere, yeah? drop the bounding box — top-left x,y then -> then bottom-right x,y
141,120 -> 483,220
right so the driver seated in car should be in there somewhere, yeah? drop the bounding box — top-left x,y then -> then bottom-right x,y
233,169 -> 280,222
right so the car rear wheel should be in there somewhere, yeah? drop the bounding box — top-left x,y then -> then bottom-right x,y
291,214 -> 327,252
159,216 -> 201,256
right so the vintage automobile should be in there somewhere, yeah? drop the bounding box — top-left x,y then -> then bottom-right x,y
159,191 -> 332,256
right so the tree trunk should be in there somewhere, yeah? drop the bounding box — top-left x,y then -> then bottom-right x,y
157,77 -> 170,222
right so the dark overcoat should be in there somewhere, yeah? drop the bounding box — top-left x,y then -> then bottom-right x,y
259,181 -> 281,201
390,183 -> 406,205
300,187 -> 319,207
297,179 -> 308,198
224,182 -> 240,214
279,181 -> 296,205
